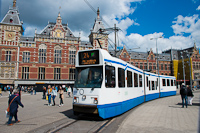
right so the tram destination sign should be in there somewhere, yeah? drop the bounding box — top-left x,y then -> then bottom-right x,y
79,50 -> 99,65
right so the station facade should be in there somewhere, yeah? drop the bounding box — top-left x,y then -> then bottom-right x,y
0,0 -> 200,89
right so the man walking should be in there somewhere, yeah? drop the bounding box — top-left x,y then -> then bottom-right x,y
180,83 -> 188,108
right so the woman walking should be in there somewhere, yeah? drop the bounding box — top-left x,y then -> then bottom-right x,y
52,86 -> 57,106
187,86 -> 194,105
58,86 -> 64,107
7,89 -> 24,126
47,85 -> 52,106
67,86 -> 72,97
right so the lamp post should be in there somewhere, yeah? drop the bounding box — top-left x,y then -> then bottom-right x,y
150,36 -> 162,75
186,51 -> 193,89
178,72 -> 180,88
180,52 -> 186,85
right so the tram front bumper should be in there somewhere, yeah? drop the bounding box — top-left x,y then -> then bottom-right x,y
73,104 -> 98,114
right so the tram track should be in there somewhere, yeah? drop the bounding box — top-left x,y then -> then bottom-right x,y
48,116 -> 115,133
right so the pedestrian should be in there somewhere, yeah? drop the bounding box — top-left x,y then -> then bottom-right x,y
9,86 -> 13,96
67,86 -> 72,97
0,88 -> 2,96
180,83 -> 188,108
65,86 -> 68,93
17,85 -> 22,99
7,89 -> 24,126
31,86 -> 33,95
47,85 -> 52,106
43,86 -> 46,99
187,86 -> 194,105
34,85 -> 37,95
4,86 -> 7,92
55,85 -> 58,92
58,86 -> 64,107
52,87 -> 57,106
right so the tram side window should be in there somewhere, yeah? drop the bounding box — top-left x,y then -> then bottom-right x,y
171,79 -> 173,86
149,81 -> 151,90
146,76 -> 149,87
105,65 -> 115,88
127,70 -> 133,87
155,81 -> 157,90
152,81 -> 155,90
167,79 -> 170,86
162,79 -> 166,86
174,80 -> 176,86
118,68 -> 125,87
139,74 -> 143,87
134,73 -> 138,87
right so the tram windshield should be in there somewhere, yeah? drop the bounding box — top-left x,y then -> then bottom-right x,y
75,66 -> 103,88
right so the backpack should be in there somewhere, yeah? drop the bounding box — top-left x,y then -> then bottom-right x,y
181,86 -> 187,95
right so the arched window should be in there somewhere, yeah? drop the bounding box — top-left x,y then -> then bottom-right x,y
69,46 -> 76,65
54,45 -> 62,64
38,44 -> 47,63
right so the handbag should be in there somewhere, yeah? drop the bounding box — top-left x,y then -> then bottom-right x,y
46,95 -> 48,100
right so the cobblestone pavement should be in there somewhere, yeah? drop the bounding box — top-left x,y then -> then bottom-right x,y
0,91 -> 74,133
0,90 -> 199,133
116,90 -> 200,133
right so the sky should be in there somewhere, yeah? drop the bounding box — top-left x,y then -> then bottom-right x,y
0,0 -> 200,53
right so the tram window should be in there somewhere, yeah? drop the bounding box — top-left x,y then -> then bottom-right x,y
127,70 -> 133,87
105,65 -> 115,88
134,73 -> 138,87
118,68 -> 125,87
139,74 -> 142,87
146,76 -> 148,87
167,79 -> 170,86
162,79 -> 166,86
149,81 -> 151,90
152,81 -> 155,90
171,79 -> 173,86
174,80 -> 176,86
155,81 -> 157,90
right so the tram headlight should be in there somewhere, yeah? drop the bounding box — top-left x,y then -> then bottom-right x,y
73,97 -> 78,103
93,98 -> 98,104
82,95 -> 86,100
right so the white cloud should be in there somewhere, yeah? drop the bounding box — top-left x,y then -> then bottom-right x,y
2,0 -> 199,52
197,5 -> 200,10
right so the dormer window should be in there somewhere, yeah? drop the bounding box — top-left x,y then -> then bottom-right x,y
10,18 -> 13,23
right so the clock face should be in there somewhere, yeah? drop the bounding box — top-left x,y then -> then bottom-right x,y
8,33 -> 13,38
5,32 -> 15,41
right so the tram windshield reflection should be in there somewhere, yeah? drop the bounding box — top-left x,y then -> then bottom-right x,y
75,66 -> 103,88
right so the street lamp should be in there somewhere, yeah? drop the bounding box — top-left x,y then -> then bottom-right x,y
186,51 -> 193,89
150,36 -> 162,75
180,52 -> 186,85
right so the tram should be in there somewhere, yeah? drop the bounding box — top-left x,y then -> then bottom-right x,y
73,49 -> 176,119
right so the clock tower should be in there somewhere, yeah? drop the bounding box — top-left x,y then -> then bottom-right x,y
0,0 -> 24,85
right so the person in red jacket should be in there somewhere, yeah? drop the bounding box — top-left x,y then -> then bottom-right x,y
7,89 -> 24,126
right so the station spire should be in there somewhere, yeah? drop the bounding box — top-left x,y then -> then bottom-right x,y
97,7 -> 100,19
13,0 -> 16,8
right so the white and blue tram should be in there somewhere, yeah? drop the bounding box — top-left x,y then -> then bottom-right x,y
73,49 -> 176,119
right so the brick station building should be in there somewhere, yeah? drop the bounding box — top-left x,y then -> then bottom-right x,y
0,0 -> 200,90
0,1 -> 108,90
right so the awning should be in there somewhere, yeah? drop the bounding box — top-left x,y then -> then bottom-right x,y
0,79 -> 14,84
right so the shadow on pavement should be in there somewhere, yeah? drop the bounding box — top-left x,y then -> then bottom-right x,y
60,109 -> 104,121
